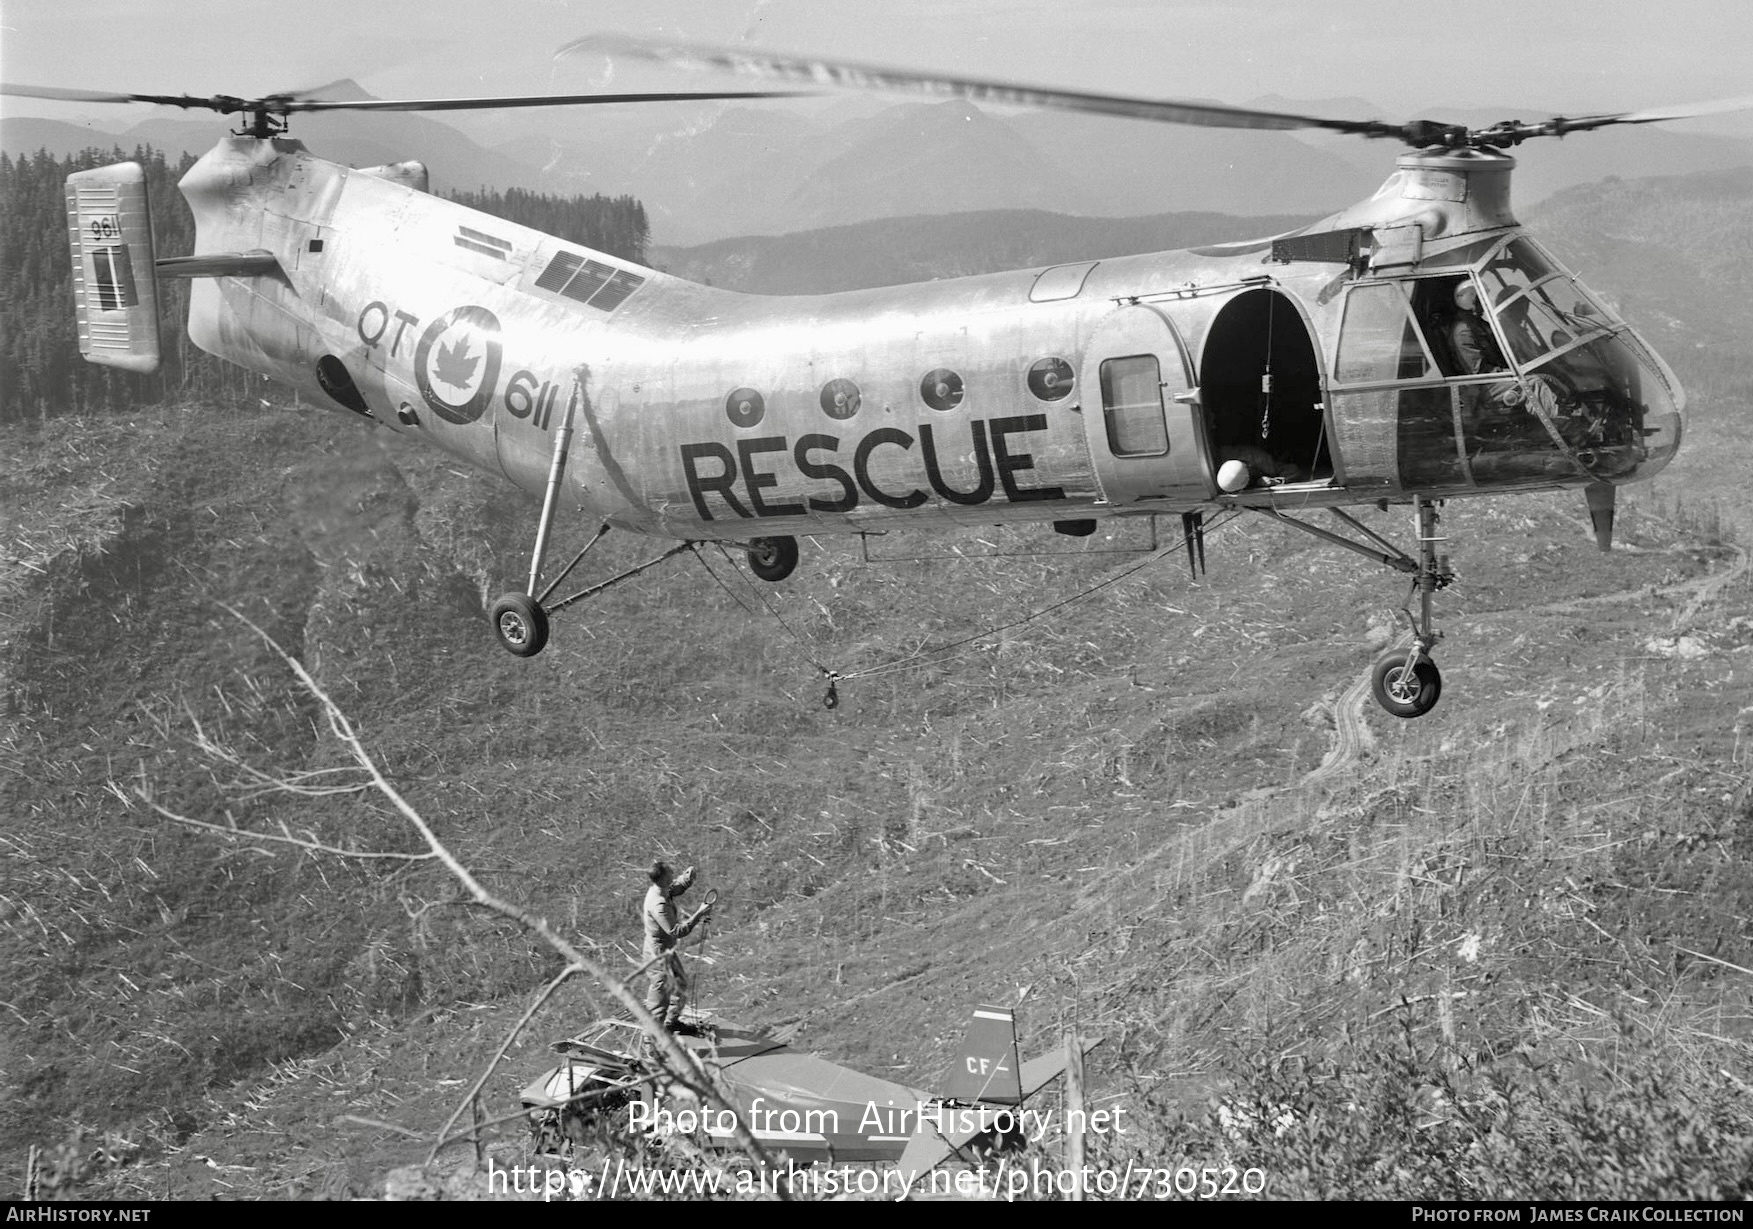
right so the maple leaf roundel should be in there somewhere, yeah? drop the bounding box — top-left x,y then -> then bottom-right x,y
414,305 -> 503,425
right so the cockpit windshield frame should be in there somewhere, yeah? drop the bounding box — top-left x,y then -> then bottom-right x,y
1324,231 -> 1681,494
1474,235 -> 1619,375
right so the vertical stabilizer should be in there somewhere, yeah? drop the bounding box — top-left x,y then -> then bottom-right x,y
941,1004 -> 1023,1105
66,163 -> 161,373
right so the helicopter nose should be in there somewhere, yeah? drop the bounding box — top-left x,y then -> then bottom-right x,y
1622,336 -> 1684,482
1541,325 -> 1683,490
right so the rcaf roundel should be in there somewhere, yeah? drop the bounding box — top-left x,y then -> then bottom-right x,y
414,305 -> 502,425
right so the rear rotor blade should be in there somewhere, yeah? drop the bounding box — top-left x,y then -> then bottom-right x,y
2,83 -> 139,104
564,34 -> 1409,140
0,83 -> 242,109
279,89 -> 805,114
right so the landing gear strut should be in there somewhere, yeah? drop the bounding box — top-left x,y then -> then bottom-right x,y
1258,496 -> 1453,718
488,372 -> 693,658
1373,497 -> 1452,719
488,375 -> 583,659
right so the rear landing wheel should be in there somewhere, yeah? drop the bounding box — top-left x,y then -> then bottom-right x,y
1371,652 -> 1441,718
490,593 -> 549,658
747,535 -> 799,582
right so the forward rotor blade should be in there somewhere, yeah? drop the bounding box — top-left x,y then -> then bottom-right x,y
565,34 -> 1407,140
1554,94 -> 1753,133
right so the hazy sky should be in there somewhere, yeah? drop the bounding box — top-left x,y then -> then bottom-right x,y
4,0 -> 1750,124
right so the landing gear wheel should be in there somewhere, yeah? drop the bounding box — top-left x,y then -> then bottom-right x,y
490,593 -> 549,658
747,535 -> 799,582
1371,653 -> 1442,719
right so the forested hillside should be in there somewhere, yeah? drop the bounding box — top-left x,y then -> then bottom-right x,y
650,208 -> 1316,294
0,148 -> 235,421
446,186 -> 648,260
0,148 -> 651,424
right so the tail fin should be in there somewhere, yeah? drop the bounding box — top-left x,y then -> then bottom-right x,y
940,1004 -> 1023,1105
66,163 -> 161,373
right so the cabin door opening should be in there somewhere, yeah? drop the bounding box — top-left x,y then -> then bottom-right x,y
1201,289 -> 1330,482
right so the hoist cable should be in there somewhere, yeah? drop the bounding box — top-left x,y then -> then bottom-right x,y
689,512 -> 1243,703
833,508 -> 1244,685
688,543 -> 835,676
1260,292 -> 1278,441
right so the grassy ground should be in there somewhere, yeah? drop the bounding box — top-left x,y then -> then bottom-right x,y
3,354 -> 1751,1197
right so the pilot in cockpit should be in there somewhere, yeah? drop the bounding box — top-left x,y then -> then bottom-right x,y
1449,282 -> 1507,376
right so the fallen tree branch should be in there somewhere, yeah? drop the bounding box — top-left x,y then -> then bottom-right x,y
142,803 -> 437,862
429,962 -> 581,1162
152,605 -> 784,1191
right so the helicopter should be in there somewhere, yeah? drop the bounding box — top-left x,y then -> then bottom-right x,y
6,39 -> 1737,719
521,1002 -> 1099,1187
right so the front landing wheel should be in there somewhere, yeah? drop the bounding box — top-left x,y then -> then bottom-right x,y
490,593 -> 549,658
1371,652 -> 1442,718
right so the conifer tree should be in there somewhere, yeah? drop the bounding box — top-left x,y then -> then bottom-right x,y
0,147 -> 650,423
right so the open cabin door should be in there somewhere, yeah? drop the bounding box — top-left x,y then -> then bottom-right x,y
1078,305 -> 1213,507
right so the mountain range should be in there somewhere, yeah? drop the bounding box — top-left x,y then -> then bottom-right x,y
7,81 -> 1753,244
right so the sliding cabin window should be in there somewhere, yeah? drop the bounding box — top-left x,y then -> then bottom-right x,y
1099,354 -> 1170,457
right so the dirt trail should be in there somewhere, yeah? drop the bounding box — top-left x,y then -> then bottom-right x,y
1518,545 -> 1748,624
1300,672 -> 1375,788
1293,543 -> 1746,791
1668,546 -> 1749,630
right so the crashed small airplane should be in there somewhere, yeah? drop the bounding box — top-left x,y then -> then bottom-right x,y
522,1003 -> 1101,1178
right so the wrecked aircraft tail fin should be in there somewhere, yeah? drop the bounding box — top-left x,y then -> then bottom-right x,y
941,1004 -> 1024,1106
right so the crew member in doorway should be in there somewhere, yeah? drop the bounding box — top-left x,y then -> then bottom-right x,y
642,860 -> 710,1036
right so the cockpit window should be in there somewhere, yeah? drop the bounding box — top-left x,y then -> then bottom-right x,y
1478,238 -> 1556,306
1478,238 -> 1611,367
1496,293 -> 1574,366
1323,236 -> 1681,495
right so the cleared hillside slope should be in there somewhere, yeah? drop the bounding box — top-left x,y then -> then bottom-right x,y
4,171 -> 1752,1199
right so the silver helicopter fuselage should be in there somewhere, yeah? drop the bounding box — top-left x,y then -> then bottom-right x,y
168,135 -> 1683,541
